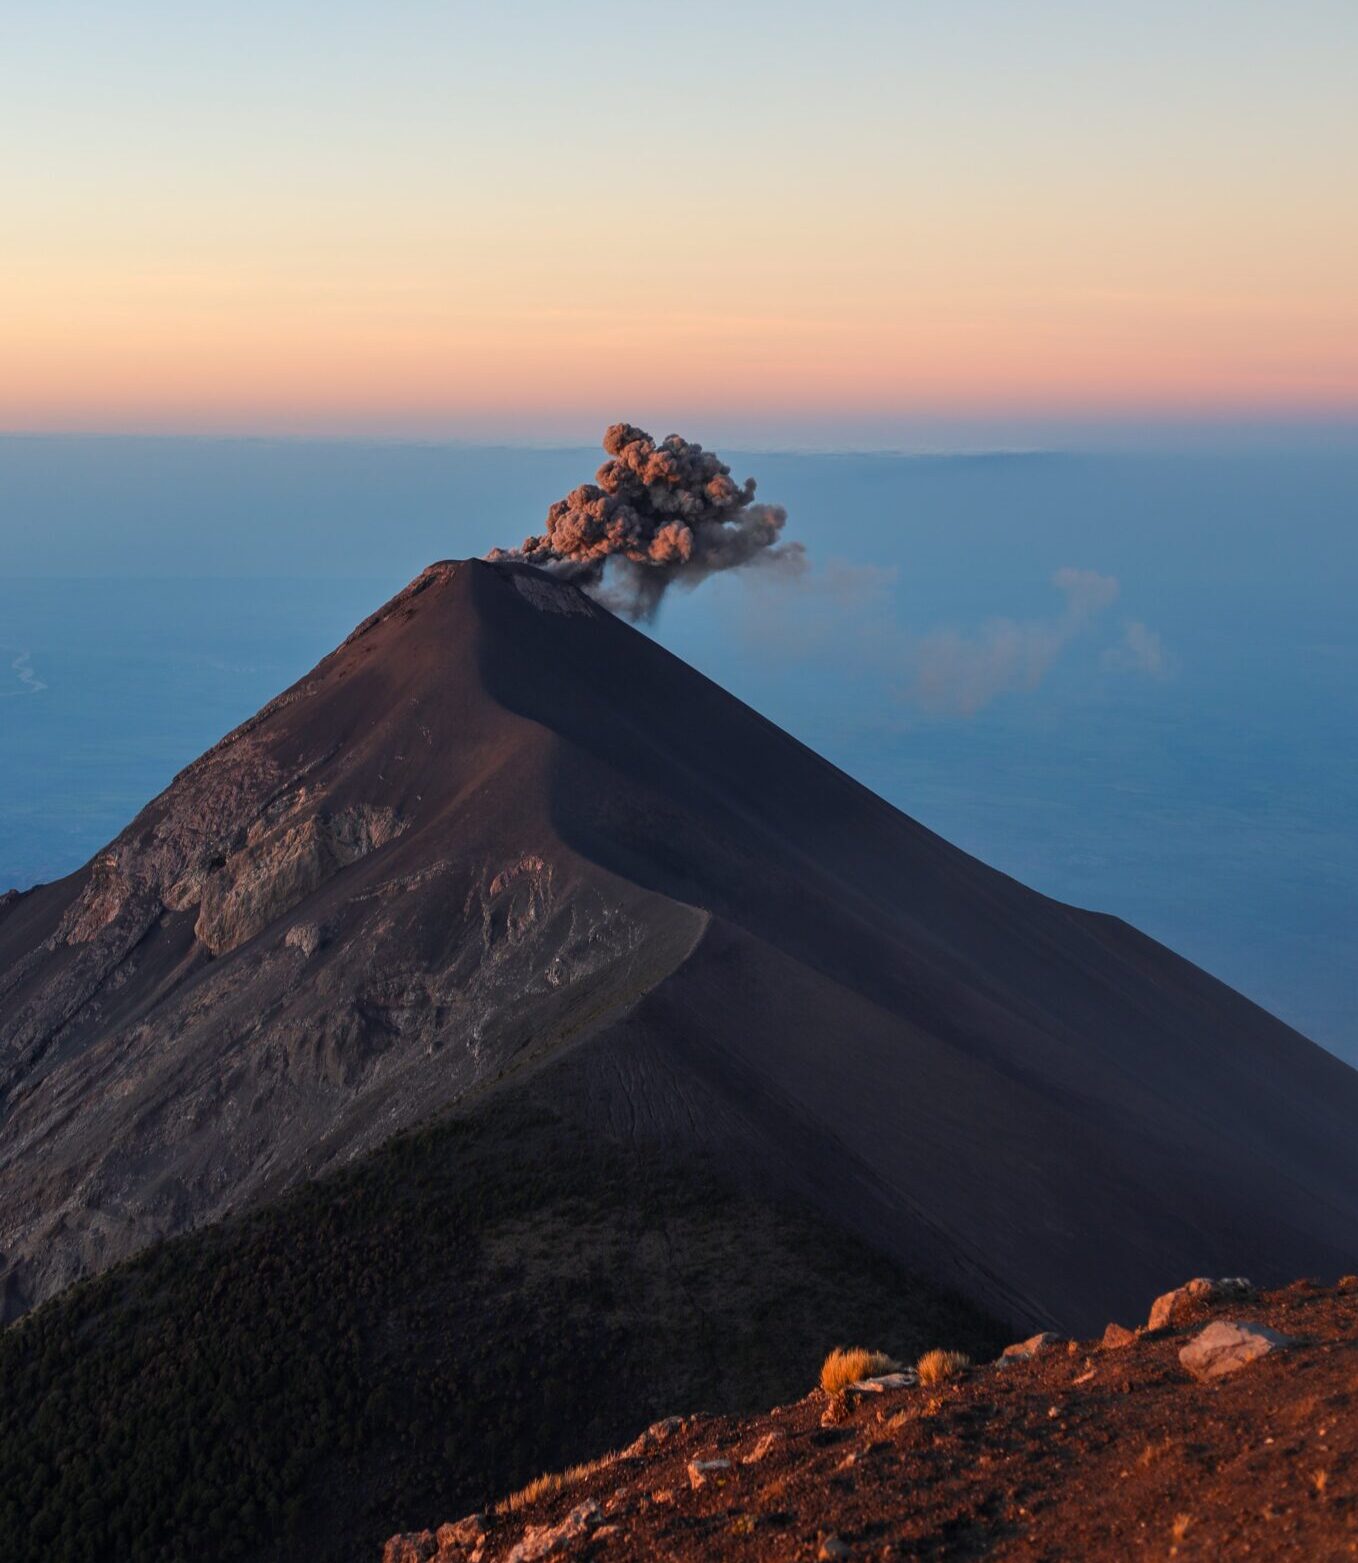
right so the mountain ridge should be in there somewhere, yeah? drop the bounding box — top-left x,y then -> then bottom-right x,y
2,558 -> 1356,1333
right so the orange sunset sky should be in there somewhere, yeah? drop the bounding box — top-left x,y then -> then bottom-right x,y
4,1 -> 1356,445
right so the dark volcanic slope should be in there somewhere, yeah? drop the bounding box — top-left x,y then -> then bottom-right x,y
2,559 -> 1357,1331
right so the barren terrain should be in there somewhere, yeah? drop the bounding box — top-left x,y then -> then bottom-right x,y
389,1278 -> 1358,1562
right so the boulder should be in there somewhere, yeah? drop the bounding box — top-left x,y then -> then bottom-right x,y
687,1458 -> 732,1489
1179,1320 -> 1295,1382
1001,1331 -> 1064,1361
621,1415 -> 686,1459
1148,1277 -> 1253,1331
285,921 -> 322,957
436,1515 -> 487,1550
1100,1322 -> 1138,1351
383,1537 -> 437,1563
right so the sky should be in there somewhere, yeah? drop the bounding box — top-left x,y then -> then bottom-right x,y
3,1 -> 1356,447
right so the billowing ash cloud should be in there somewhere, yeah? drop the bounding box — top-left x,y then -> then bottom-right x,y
488,423 -> 803,619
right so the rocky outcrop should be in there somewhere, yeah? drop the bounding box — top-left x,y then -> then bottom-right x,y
383,1514 -> 487,1563
506,1501 -> 603,1562
192,802 -> 405,954
1147,1276 -> 1254,1331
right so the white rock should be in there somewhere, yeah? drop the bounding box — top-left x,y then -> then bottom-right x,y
687,1458 -> 732,1489
847,1371 -> 917,1393
1179,1320 -> 1294,1381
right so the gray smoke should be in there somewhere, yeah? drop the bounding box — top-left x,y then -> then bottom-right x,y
488,423 -> 804,619
908,568 -> 1120,715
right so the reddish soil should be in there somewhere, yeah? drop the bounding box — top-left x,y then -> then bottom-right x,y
390,1278 -> 1358,1561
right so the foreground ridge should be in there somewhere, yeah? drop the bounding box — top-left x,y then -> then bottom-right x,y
386,1277 -> 1358,1562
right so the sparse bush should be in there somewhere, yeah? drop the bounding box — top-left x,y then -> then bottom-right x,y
916,1348 -> 970,1386
494,1451 -> 619,1515
819,1346 -> 899,1395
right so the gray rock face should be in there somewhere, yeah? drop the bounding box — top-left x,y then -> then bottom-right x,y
192,802 -> 405,954
1179,1320 -> 1296,1381
0,563 -> 704,1319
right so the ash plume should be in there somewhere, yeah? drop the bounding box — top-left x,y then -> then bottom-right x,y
488,423 -> 804,619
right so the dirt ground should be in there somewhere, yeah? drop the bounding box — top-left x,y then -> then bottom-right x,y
389,1277 -> 1358,1561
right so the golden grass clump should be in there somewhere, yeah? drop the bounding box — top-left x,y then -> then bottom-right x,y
915,1348 -> 971,1386
819,1346 -> 899,1396
494,1450 -> 619,1515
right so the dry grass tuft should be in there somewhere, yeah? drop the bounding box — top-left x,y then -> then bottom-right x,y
916,1348 -> 971,1386
819,1347 -> 900,1396
495,1450 -> 619,1515
1138,1435 -> 1174,1469
1171,1513 -> 1193,1543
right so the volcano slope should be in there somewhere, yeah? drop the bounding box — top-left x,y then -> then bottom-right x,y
2,557 -> 1358,1343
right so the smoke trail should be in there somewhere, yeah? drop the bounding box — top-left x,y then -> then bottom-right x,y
488,423 -> 804,619
908,569 -> 1120,715
0,651 -> 47,698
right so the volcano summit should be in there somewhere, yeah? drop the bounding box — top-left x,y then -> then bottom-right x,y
3,558 -> 1356,1339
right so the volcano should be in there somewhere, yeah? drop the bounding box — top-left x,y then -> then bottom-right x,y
3,559 -> 1357,1334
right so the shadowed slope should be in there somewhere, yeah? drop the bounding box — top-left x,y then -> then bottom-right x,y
0,1087 -> 1003,1563
464,562 -> 1358,1329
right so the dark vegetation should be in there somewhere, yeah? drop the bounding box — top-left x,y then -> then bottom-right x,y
0,1091 -> 1003,1563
